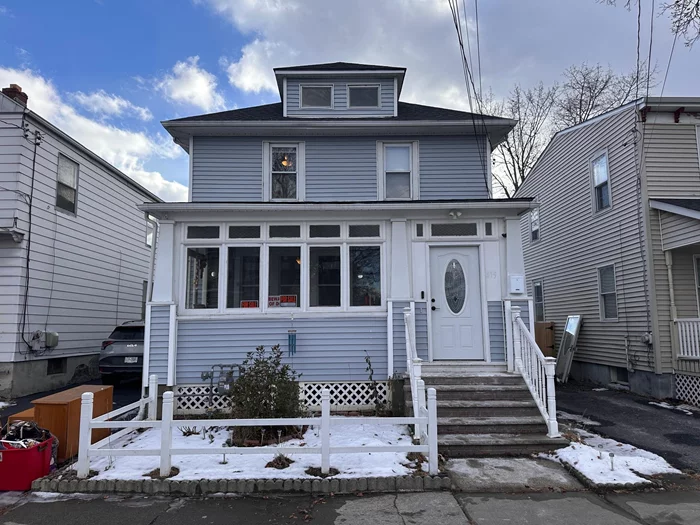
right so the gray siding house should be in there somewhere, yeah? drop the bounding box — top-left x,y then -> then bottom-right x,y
141,62 -> 565,454
516,98 -> 700,404
0,85 -> 159,398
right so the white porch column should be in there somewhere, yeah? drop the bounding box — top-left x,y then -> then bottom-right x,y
390,219 -> 411,299
152,220 -> 175,302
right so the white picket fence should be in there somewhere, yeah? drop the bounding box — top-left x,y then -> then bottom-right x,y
76,377 -> 439,478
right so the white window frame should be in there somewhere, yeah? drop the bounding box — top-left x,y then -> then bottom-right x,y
56,153 -> 79,215
533,280 -> 545,322
179,221 -> 386,316
597,263 -> 619,321
376,141 -> 420,201
530,208 -> 540,242
693,254 -> 700,317
347,83 -> 381,109
591,150 -> 612,214
300,84 -> 334,109
263,142 -> 305,202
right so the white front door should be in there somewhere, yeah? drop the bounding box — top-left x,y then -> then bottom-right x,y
430,246 -> 484,360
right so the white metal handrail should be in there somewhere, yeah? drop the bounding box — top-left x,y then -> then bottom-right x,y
511,307 -> 559,438
675,318 -> 700,360
76,387 -> 439,478
403,304 -> 424,438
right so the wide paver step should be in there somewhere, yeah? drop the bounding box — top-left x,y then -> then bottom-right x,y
438,433 -> 569,458
419,375 -> 526,386
436,416 -> 548,435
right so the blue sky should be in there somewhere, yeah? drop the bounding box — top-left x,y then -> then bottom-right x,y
0,0 -> 697,201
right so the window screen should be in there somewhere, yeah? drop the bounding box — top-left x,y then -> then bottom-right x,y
56,155 -> 78,214
228,225 -> 261,239
349,224 -> 380,238
415,223 -> 424,237
309,225 -> 341,238
349,86 -> 379,107
598,265 -> 618,319
269,225 -> 301,238
301,86 -> 332,108
187,226 -> 220,239
431,223 -> 478,236
484,222 -> 493,236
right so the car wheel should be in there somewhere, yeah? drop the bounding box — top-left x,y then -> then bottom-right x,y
102,374 -> 120,386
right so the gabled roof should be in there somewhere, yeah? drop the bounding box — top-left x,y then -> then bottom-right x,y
273,62 -> 405,73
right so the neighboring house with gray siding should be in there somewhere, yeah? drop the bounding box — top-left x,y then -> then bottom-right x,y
0,84 -> 159,398
141,62 -> 541,416
516,98 -> 700,404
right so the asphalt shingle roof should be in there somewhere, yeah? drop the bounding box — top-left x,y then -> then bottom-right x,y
273,62 -> 404,72
655,198 -> 700,212
166,101 -> 510,123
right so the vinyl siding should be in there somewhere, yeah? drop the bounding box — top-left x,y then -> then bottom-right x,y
148,305 -> 170,382
176,316 -> 387,383
517,106 -> 655,372
643,123 -> 700,198
658,211 -> 700,251
419,136 -> 489,199
671,247 -> 700,318
488,301 -> 505,362
392,302 -> 429,375
0,111 -> 154,364
190,137 -> 262,202
286,77 -> 395,118
189,135 -> 490,202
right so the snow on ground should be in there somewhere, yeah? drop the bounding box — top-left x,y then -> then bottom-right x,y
649,401 -> 693,416
591,388 -> 608,392
84,421 -> 416,480
544,429 -> 680,486
0,401 -> 14,409
556,411 -> 600,426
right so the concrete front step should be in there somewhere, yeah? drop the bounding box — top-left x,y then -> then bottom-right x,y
438,433 -> 569,458
404,383 -> 532,401
437,416 -> 549,435
407,399 -> 542,418
419,374 -> 525,386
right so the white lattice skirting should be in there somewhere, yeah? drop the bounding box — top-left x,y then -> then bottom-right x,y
174,381 -> 389,415
676,373 -> 700,407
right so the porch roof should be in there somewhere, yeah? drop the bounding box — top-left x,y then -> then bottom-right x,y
650,199 -> 700,250
139,198 -> 536,220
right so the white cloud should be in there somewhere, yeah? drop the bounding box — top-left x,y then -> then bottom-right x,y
156,56 -> 226,112
0,6 -> 10,16
71,89 -> 153,121
0,67 -> 187,201
203,0 -> 473,110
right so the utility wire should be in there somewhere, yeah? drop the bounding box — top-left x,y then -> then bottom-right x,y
645,0 -> 655,100
475,0 -> 483,98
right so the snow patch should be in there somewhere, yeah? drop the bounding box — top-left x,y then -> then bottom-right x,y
591,388 -> 608,392
649,401 -> 693,416
557,411 -> 600,426
543,429 -> 680,486
0,401 -> 15,409
83,421 -> 416,480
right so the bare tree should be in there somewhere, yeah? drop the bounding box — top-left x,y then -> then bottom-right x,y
602,0 -> 700,46
553,62 -> 656,129
479,83 -> 558,197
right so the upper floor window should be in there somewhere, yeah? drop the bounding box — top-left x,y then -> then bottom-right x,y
382,143 -> 415,200
598,264 -> 618,320
56,154 -> 78,214
530,208 -> 540,242
592,152 -> 611,212
348,85 -> 379,108
300,85 -> 332,108
270,145 -> 300,201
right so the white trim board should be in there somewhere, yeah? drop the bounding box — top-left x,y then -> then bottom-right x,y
650,200 -> 700,221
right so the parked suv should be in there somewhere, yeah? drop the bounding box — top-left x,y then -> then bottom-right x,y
98,321 -> 144,385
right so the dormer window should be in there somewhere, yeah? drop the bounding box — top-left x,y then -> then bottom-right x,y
348,85 -> 380,108
300,85 -> 333,108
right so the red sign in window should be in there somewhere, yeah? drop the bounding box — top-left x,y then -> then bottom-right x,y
240,300 -> 258,308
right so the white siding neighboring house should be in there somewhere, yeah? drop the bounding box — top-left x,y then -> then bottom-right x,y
517,97 -> 700,403
0,85 -> 160,398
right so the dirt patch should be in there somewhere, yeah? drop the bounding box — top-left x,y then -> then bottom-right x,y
144,466 -> 180,479
265,454 -> 295,469
305,466 -> 339,478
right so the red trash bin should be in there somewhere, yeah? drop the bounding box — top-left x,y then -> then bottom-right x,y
0,437 -> 54,491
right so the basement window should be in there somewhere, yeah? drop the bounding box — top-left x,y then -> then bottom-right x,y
46,357 -> 67,376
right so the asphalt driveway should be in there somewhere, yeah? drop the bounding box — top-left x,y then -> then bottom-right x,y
556,380 -> 700,472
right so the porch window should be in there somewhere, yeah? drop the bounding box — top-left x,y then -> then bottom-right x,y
350,246 -> 381,306
187,225 -> 220,239
271,146 -> 298,200
383,144 -> 413,200
56,154 -> 78,214
309,246 -> 341,307
226,247 -> 260,308
185,247 -> 219,309
598,264 -> 618,320
592,152 -> 611,212
268,246 -> 301,308
530,209 -> 540,242
533,280 -> 544,322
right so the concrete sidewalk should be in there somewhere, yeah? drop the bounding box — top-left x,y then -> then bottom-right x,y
3,490 -> 700,524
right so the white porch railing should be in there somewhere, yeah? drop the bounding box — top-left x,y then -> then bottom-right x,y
675,319 -> 700,360
511,306 -> 559,438
77,384 -> 439,478
403,304 -> 425,439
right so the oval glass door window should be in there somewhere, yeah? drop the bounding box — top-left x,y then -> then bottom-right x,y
444,259 -> 466,314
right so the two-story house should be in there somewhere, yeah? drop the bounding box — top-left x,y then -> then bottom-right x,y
517,97 -> 700,405
142,62 -> 566,455
0,84 -> 159,398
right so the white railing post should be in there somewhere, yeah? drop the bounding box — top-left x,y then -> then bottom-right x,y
544,358 -> 559,437
511,306 -> 523,372
159,391 -> 174,477
148,374 -> 158,420
76,392 -> 94,478
427,388 -> 438,475
416,378 -> 426,439
320,389 -> 331,475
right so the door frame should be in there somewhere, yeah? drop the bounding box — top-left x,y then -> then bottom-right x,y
425,242 -> 490,362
